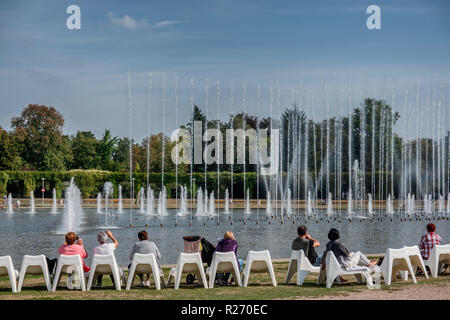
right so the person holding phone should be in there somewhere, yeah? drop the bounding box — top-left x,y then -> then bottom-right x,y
58,232 -> 90,272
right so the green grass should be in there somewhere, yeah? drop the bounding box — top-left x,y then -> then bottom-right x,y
0,262 -> 448,300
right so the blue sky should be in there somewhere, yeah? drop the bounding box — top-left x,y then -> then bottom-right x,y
0,0 -> 449,140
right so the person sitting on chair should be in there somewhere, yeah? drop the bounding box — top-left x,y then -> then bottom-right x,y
58,232 -> 90,274
325,228 -> 377,273
292,225 -> 321,266
128,230 -> 162,287
93,230 -> 122,286
214,231 -> 243,285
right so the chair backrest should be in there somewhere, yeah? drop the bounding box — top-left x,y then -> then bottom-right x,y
177,252 -> 203,273
0,256 -> 14,276
132,253 -> 158,274
212,251 -> 237,273
403,245 -> 420,256
386,248 -> 407,260
58,254 -> 83,274
92,254 -> 118,274
246,250 -> 271,272
325,250 -> 341,272
432,244 -> 450,263
22,255 -> 48,275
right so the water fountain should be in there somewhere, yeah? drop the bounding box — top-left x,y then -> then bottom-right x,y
266,191 -> 272,216
223,188 -> 231,214
103,182 -> 114,227
157,186 -> 169,216
6,193 -> 13,213
306,191 -> 313,217
326,192 -> 334,216
387,194 -> 394,215
117,185 -> 124,214
285,188 -> 293,216
177,186 -> 189,216
244,188 -> 251,214
96,192 -> 102,213
139,187 -> 145,214
208,191 -> 218,216
438,194 -> 445,215
58,178 -> 83,233
51,188 -> 58,214
146,187 -> 155,215
29,191 -> 35,214
196,187 -> 205,216
368,193 -> 374,216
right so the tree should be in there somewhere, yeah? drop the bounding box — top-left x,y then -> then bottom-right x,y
70,131 -> 98,169
11,104 -> 67,171
0,126 -> 23,170
97,129 -> 119,170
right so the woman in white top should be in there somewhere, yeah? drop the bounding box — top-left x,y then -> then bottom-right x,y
93,230 -> 120,286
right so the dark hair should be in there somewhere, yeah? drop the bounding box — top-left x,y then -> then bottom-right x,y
138,230 -> 148,241
426,223 -> 436,233
297,226 -> 307,236
328,228 -> 340,241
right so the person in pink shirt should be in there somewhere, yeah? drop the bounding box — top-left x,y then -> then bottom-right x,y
58,232 -> 90,272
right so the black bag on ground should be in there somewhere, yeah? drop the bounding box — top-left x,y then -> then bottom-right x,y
46,257 -> 58,275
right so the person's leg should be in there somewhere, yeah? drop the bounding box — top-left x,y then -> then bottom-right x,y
97,275 -> 103,286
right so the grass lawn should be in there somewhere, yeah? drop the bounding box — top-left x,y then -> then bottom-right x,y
0,261 -> 448,300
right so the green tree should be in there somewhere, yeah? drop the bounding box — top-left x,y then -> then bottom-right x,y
11,104 -> 66,171
70,131 -> 98,169
0,126 -> 23,170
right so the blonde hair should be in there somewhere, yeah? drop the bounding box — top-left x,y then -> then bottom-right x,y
224,231 -> 235,240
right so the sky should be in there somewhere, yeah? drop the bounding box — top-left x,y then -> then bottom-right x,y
0,0 -> 449,141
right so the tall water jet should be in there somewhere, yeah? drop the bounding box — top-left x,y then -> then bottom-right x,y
368,193 -> 374,216
58,178 -> 83,233
387,194 -> 394,215
244,188 -> 251,214
29,191 -> 35,214
196,188 -> 205,216
146,187 -> 155,216
223,188 -> 231,214
266,191 -> 272,216
438,195 -> 445,214
103,182 -> 114,227
96,193 -> 102,213
286,188 -> 293,216
326,192 -> 334,215
177,186 -> 189,216
208,191 -> 217,216
51,188 -> 58,214
139,187 -> 145,214
306,191 -> 313,217
157,187 -> 168,216
117,185 -> 124,214
446,193 -> 450,218
6,193 -> 13,213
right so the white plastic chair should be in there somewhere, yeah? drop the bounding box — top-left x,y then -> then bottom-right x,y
206,251 -> 242,288
379,248 -> 416,285
242,250 -> 277,287
399,245 -> 428,280
126,253 -> 163,290
323,251 -> 373,288
51,254 -> 86,291
18,255 -> 52,292
0,256 -> 19,293
87,254 -> 122,291
166,252 -> 208,290
286,250 -> 320,286
423,244 -> 450,278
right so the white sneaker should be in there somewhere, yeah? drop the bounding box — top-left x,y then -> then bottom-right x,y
145,280 -> 150,286
140,280 -> 146,287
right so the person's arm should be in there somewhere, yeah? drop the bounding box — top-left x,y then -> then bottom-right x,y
77,238 -> 88,258
155,244 -> 161,260
106,230 -> 118,248
129,243 -> 136,261
306,233 -> 320,247
419,235 -> 425,250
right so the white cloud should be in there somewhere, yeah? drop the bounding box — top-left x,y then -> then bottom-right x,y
107,12 -> 184,31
